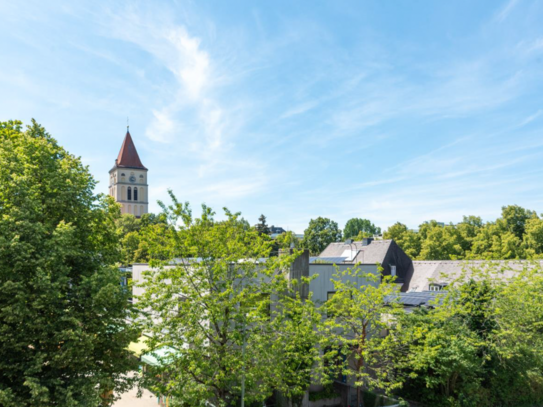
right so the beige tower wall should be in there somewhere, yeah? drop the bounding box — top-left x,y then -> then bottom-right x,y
109,167 -> 149,217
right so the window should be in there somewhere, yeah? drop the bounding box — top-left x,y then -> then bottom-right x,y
429,283 -> 446,291
134,187 -> 138,201
391,265 -> 397,277
127,187 -> 132,200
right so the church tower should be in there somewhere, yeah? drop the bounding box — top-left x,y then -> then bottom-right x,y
109,128 -> 149,217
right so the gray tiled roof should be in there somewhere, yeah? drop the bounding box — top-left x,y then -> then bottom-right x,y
408,260 -> 543,292
318,240 -> 393,264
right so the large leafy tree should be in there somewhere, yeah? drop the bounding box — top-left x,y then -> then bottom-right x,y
383,222 -> 421,259
116,213 -> 169,265
343,218 -> 381,239
384,207 -> 541,260
320,267 -> 401,407
301,217 -> 342,255
0,120 -> 137,406
137,193 -> 320,406
384,263 -> 543,406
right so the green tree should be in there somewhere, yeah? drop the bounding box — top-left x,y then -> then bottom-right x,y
271,231 -> 301,257
384,263 -> 543,406
418,223 -> 469,260
523,215 -> 543,258
0,120 -> 137,406
320,267 -> 401,407
301,217 -> 342,255
116,213 -> 169,265
344,218 -> 381,239
137,193 -> 320,406
499,204 -> 536,239
255,214 -> 271,235
469,223 -> 525,259
383,223 -> 422,259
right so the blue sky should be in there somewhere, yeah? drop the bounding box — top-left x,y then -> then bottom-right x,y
2,0 -> 543,233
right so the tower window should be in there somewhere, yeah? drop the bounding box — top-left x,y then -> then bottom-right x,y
134,187 -> 138,201
127,187 -> 132,201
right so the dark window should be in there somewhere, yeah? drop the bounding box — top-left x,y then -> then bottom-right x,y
134,187 -> 138,201
127,187 -> 132,200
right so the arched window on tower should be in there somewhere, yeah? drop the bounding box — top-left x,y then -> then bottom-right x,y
127,187 -> 132,201
134,187 -> 138,201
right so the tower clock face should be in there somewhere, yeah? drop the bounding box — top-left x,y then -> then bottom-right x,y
129,176 -> 136,183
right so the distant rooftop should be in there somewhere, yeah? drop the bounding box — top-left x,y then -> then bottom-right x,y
315,239 -> 392,264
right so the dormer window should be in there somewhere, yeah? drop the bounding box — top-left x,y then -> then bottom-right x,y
391,265 -> 397,277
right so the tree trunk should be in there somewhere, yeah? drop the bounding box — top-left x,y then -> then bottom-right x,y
357,386 -> 361,407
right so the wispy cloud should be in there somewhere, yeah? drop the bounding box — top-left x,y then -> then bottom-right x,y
519,110 -> 543,127
495,0 -> 520,23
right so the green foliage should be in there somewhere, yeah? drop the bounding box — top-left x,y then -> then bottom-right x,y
0,120 -> 138,406
116,212 -> 169,265
301,217 -> 342,255
308,385 -> 338,401
362,390 -> 398,407
383,263 -> 543,406
271,231 -> 301,257
137,192 -> 321,407
344,218 -> 381,239
255,213 -> 271,235
319,267 -> 402,406
385,206 -> 543,260
383,223 -> 422,259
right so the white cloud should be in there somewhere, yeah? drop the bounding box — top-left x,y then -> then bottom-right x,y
164,27 -> 210,99
495,0 -> 520,23
519,110 -> 543,127
145,108 -> 176,143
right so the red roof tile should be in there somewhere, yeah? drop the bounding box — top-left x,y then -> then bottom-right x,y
115,130 -> 147,169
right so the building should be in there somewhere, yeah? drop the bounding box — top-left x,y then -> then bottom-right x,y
270,225 -> 287,238
405,260 -> 540,292
312,238 -> 413,292
109,128 -> 149,217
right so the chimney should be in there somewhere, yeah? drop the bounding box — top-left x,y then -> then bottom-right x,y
362,238 -> 374,246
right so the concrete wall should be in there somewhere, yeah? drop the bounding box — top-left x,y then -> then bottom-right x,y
133,260 -> 378,311
309,263 -> 379,304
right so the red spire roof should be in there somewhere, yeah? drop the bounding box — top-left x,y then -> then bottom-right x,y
115,130 -> 147,170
